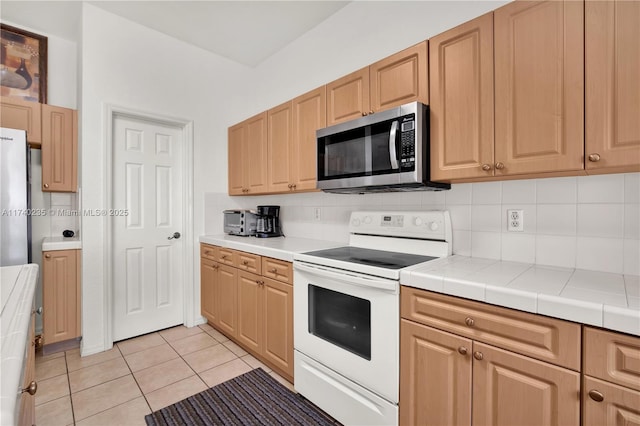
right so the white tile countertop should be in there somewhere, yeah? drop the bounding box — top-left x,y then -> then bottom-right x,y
401,255 -> 640,336
199,234 -> 344,262
42,236 -> 82,251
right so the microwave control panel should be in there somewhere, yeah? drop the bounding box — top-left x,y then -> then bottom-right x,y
399,116 -> 416,170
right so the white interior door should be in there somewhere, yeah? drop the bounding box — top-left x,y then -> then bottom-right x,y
112,114 -> 184,341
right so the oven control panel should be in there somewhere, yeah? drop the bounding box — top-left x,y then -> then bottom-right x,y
349,211 -> 451,242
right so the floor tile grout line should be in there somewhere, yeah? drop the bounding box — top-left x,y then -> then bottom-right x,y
64,349 -> 77,426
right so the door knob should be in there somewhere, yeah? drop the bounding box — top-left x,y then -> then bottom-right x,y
168,232 -> 181,240
481,164 -> 492,171
473,351 -> 484,361
588,153 -> 601,162
588,390 -> 604,402
495,162 -> 505,170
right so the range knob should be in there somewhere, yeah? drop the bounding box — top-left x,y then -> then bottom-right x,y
413,217 -> 424,226
351,218 -> 361,226
363,216 -> 372,224
429,222 -> 439,231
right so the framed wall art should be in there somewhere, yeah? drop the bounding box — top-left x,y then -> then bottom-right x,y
1,23 -> 47,103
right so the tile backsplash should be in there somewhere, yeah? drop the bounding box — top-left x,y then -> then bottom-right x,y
205,173 -> 640,275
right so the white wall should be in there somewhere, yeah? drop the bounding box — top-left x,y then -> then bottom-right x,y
79,3 -> 252,355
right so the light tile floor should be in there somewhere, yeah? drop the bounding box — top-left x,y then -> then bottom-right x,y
34,324 -> 294,426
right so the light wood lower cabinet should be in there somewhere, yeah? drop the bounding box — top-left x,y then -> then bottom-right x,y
400,319 -> 472,426
237,271 -> 294,380
200,244 -> 293,381
583,327 -> 640,425
18,311 -> 37,426
400,287 -> 581,426
43,249 -> 81,345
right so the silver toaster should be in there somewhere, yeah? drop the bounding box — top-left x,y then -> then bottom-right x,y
223,209 -> 257,236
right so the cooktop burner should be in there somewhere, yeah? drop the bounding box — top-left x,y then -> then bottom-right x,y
303,246 -> 437,270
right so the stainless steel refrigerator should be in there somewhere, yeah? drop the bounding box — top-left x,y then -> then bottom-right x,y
0,127 -> 31,266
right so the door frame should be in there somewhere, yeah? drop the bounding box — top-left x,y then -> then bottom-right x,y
103,103 -> 194,349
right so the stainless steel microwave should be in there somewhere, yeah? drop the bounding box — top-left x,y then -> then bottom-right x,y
316,102 -> 449,193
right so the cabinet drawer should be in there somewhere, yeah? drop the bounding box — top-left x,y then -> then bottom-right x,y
401,287 -> 581,370
215,247 -> 235,266
583,376 -> 640,425
200,243 -> 217,261
262,257 -> 292,284
584,327 -> 640,391
236,251 -> 262,274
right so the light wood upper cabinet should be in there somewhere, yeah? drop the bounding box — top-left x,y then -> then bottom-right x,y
326,67 -> 370,126
370,41 -> 428,114
429,13 -> 494,181
494,0 -> 584,176
228,112 -> 268,195
228,122 -> 246,195
43,249 -> 81,345
585,0 -> 640,174
0,96 -> 42,147
327,42 -> 428,126
473,342 -> 580,426
292,86 -> 325,192
41,104 -> 78,192
400,319 -> 472,426
267,101 -> 294,192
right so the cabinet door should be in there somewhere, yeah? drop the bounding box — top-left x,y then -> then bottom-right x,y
228,121 -> 247,195
370,41 -> 428,113
43,249 -> 81,344
262,277 -> 293,380
246,112 -> 269,194
267,101 -> 294,192
430,13 -> 494,181
472,342 -> 579,426
0,96 -> 42,147
583,376 -> 640,426
200,258 -> 218,325
236,271 -> 263,353
292,86 -> 325,191
585,0 -> 640,173
400,319 -> 472,426
217,264 -> 237,338
326,67 -> 370,126
41,105 -> 78,192
494,0 -> 584,176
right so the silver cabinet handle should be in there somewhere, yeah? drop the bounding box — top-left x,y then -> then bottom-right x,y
168,232 -> 181,240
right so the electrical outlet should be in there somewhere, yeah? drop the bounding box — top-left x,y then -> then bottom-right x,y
507,209 -> 524,232
313,207 -> 321,221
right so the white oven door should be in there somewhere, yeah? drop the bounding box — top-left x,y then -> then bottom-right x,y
293,261 -> 399,403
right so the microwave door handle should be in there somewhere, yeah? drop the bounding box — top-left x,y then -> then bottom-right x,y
389,120 -> 399,169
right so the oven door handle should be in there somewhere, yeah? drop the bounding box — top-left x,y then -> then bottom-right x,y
294,262 -> 398,293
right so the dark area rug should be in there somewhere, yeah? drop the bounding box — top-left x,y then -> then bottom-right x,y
145,368 -> 338,425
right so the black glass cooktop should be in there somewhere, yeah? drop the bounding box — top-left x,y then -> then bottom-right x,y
303,246 -> 437,270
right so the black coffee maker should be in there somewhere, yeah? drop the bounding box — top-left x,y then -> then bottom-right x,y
255,205 -> 282,238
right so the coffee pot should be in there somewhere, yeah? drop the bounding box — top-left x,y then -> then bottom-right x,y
255,205 -> 282,238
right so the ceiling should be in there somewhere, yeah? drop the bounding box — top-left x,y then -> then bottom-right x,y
1,1 -> 350,67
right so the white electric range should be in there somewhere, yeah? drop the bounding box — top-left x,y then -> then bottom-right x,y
293,210 -> 452,425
